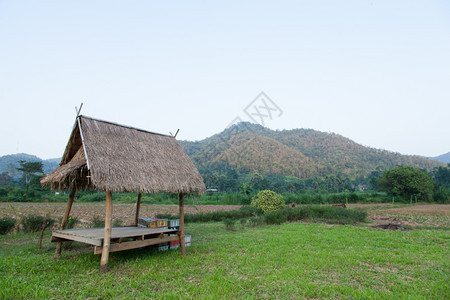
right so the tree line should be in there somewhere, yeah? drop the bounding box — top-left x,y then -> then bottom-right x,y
0,159 -> 449,203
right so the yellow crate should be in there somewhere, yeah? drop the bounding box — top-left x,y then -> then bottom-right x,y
148,219 -> 158,228
157,219 -> 168,227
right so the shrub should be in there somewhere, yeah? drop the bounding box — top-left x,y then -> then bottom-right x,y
66,216 -> 79,229
240,195 -> 252,205
348,192 -> 360,203
301,206 -> 367,224
91,215 -> 104,228
251,190 -> 285,213
156,206 -> 263,223
264,209 -> 288,225
0,217 -> 16,234
238,206 -> 262,217
156,204 -> 367,225
21,215 -> 55,232
249,216 -> 265,227
0,188 -> 9,198
156,213 -> 173,219
240,218 -> 247,229
78,192 -> 107,202
113,218 -> 123,227
223,218 -> 236,231
263,206 -> 367,225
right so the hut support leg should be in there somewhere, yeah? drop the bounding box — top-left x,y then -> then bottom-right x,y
134,193 -> 142,226
55,188 -> 76,258
100,191 -> 113,272
179,192 -> 186,256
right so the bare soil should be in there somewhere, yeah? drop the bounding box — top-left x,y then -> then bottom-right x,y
369,204 -> 450,216
0,202 -> 241,226
2,202 -> 448,229
363,204 -> 450,228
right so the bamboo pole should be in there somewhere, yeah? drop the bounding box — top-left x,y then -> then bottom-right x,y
134,193 -> 142,226
54,188 -> 76,258
100,191 -> 113,272
179,192 -> 186,256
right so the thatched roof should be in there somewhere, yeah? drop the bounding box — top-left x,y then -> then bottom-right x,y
41,115 -> 205,194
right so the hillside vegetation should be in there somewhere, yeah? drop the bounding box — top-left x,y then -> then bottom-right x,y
180,122 -> 443,180
0,123 -> 446,197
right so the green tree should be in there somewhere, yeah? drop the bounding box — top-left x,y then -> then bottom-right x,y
431,164 -> 450,188
239,182 -> 253,204
378,166 -> 434,200
225,169 -> 239,191
367,170 -> 383,190
16,160 -> 44,184
16,160 -> 44,199
240,182 -> 253,195
250,173 -> 270,191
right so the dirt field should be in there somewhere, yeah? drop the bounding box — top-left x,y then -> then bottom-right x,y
0,203 -> 242,226
1,202 -> 448,228
369,203 -> 450,216
350,203 -> 450,228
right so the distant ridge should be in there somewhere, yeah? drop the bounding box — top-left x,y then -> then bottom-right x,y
428,152 -> 450,164
0,153 -> 60,178
0,123 -> 446,181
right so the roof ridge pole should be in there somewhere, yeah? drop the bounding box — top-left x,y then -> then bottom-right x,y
77,116 -> 91,170
100,191 -> 113,272
178,192 -> 186,256
54,187 -> 76,258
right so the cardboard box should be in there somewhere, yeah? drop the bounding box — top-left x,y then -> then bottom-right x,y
185,234 -> 191,247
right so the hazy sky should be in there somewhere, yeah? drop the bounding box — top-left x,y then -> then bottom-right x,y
0,0 -> 449,159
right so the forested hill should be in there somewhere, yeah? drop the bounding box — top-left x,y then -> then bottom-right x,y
179,122 -> 444,180
0,124 -> 444,182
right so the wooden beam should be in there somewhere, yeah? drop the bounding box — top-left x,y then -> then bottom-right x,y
100,191 -> 113,272
93,235 -> 179,255
52,231 -> 102,246
179,192 -> 186,256
134,193 -> 142,226
54,188 -> 76,258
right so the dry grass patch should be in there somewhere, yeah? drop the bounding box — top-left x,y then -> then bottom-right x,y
372,204 -> 450,216
0,203 -> 241,227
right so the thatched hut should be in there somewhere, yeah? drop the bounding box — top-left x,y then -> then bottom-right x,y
41,115 -> 205,272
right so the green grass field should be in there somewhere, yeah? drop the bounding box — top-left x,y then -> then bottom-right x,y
0,220 -> 448,299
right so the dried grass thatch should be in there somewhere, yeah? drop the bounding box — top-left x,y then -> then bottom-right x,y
41,116 -> 205,194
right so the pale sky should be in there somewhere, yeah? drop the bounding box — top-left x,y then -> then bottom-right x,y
0,0 -> 449,159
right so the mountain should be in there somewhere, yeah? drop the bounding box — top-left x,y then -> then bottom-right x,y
179,122 -> 444,180
428,152 -> 450,164
1,123 -> 445,182
0,153 -> 60,178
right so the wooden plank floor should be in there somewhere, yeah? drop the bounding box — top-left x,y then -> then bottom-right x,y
52,227 -> 178,246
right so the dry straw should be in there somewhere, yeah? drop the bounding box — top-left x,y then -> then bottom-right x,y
41,116 -> 205,194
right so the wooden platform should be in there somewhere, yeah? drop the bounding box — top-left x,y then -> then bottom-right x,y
52,227 -> 179,254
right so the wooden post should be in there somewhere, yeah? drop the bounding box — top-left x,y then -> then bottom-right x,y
134,193 -> 142,226
179,192 -> 186,256
100,191 -> 113,272
54,188 -> 76,258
